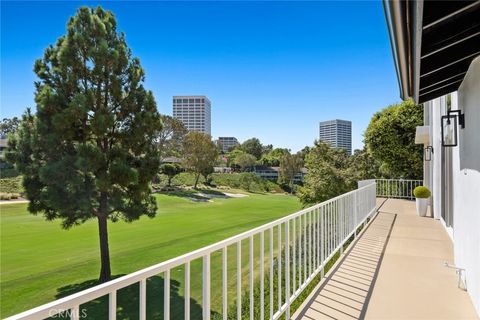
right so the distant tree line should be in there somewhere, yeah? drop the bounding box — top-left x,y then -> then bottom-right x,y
299,99 -> 423,206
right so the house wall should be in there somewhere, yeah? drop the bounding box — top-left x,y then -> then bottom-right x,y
453,56 -> 480,315
424,56 -> 480,315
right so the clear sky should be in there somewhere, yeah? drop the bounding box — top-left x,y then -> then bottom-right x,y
1,1 -> 401,152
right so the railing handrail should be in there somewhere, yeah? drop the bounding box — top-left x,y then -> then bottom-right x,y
375,178 -> 422,182
7,182 -> 378,320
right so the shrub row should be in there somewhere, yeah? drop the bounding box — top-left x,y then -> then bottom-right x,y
0,192 -> 21,200
0,175 -> 23,194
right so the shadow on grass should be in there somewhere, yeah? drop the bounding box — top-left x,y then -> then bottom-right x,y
53,274 -> 219,320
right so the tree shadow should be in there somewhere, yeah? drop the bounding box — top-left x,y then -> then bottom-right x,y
53,274 -> 220,320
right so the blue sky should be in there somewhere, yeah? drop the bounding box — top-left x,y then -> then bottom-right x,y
1,1 -> 400,152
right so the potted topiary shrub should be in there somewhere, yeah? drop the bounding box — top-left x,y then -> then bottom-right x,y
413,186 -> 431,217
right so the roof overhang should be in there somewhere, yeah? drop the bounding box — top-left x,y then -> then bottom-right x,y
383,0 -> 480,104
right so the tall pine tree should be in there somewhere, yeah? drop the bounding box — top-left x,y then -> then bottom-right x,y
7,6 -> 161,282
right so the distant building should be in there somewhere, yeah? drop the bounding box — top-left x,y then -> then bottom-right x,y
214,166 -> 233,173
253,166 -> 307,183
173,96 -> 211,135
319,119 -> 352,155
161,156 -> 182,164
217,137 -> 239,153
0,138 -> 8,153
0,138 -> 9,169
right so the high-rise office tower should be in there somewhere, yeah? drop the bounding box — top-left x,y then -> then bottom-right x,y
319,119 -> 352,155
172,96 -> 211,135
217,137 -> 239,153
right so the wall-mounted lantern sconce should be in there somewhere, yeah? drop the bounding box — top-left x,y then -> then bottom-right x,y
441,109 -> 465,147
424,146 -> 434,161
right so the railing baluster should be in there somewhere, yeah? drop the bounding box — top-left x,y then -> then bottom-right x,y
203,255 -> 210,320
320,205 -> 324,278
298,215 -> 302,285
303,213 -> 307,282
278,224 -> 282,310
307,211 -> 312,278
249,236 -> 254,320
346,196 -> 349,238
185,262 -> 190,320
329,202 -> 332,256
336,201 -> 339,250
260,232 -> 265,320
346,195 -> 349,236
339,200 -> 342,248
340,198 -> 347,246
343,198 -> 346,245
340,200 -> 343,251
109,291 -> 116,320
352,193 -> 355,232
292,217 -> 296,294
164,270 -> 170,320
340,199 -> 344,255
330,202 -> 333,255
333,202 -> 336,252
237,241 -> 241,320
222,247 -> 227,320
317,208 -> 320,270
269,228 -> 274,320
313,209 -> 316,269
322,204 -> 328,260
139,279 -> 146,320
285,221 -> 290,319
237,240 -> 242,320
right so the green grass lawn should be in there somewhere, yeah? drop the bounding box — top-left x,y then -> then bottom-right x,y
0,191 -> 301,318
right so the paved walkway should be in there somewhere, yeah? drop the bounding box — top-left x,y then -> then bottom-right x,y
294,198 -> 478,320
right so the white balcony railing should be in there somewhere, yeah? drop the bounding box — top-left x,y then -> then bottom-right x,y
7,183 -> 377,320
374,179 -> 423,200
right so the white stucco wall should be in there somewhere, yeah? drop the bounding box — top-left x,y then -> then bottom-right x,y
454,56 -> 480,315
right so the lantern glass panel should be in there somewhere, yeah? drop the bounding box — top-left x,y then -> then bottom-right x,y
441,115 -> 458,147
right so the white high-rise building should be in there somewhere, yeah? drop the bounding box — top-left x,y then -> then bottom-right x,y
319,119 -> 352,155
217,137 -> 239,153
172,96 -> 211,135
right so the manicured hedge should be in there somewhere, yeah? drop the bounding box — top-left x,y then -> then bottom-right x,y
0,176 -> 23,194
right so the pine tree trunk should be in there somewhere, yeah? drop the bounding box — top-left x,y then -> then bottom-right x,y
168,176 -> 172,187
98,194 -> 111,282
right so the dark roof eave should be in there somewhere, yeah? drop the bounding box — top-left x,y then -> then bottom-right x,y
384,0 -> 480,104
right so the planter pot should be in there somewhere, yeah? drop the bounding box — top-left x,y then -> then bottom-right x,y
416,198 -> 429,217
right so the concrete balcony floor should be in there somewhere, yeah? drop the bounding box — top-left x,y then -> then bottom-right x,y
294,198 -> 478,320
